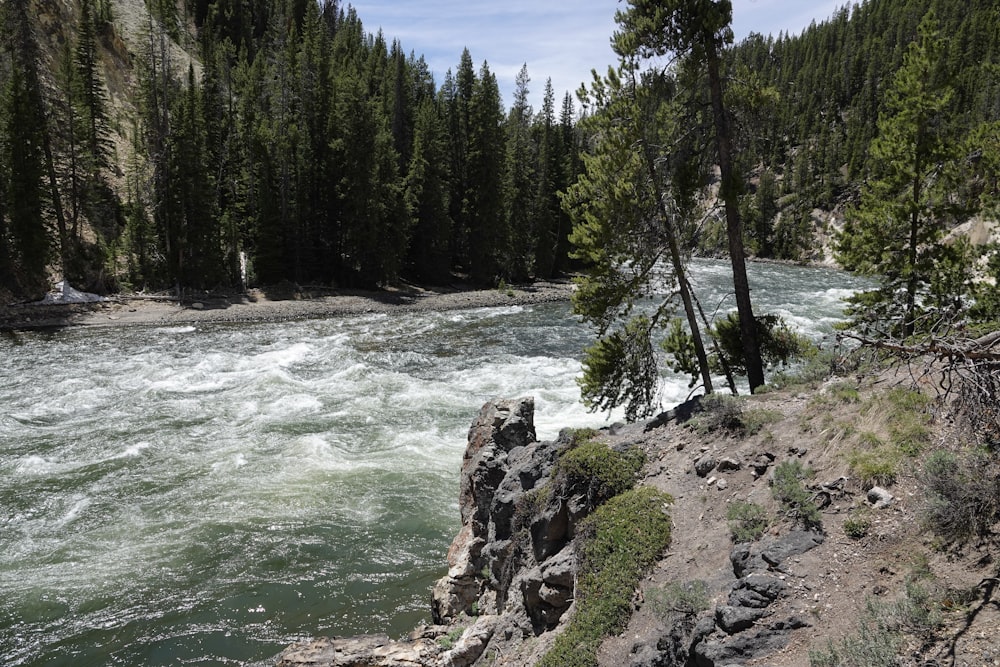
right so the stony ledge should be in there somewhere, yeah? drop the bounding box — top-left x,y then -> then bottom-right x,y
274,397 -> 827,667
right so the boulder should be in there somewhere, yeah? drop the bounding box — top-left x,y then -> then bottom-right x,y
695,455 -> 717,477
729,573 -> 786,608
867,486 -> 894,509
715,605 -> 766,634
731,531 -> 825,577
275,634 -> 442,667
717,457 -> 742,472
440,616 -> 499,667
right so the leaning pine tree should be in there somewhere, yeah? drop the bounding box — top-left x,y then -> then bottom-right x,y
563,61 -> 717,421
613,0 -> 766,392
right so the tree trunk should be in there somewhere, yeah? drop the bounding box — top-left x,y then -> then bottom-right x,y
640,139 -> 714,394
704,40 -> 765,392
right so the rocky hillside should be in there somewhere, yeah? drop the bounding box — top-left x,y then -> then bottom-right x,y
276,360 -> 1000,667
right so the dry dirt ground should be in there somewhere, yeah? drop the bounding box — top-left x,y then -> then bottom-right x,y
594,369 -> 1000,667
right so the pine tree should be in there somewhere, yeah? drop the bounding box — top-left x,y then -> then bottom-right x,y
503,64 -> 535,281
614,0 -> 766,391
565,62 -> 717,420
466,61 -> 507,284
405,97 -> 452,284
2,0 -> 52,295
835,12 -> 970,337
531,79 -> 561,278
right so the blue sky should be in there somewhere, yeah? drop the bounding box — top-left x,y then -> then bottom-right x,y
349,0 -> 850,110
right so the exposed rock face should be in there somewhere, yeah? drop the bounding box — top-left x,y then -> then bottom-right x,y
277,397 -> 601,667
638,530 -> 824,667
275,634 -> 442,667
433,397 -> 602,641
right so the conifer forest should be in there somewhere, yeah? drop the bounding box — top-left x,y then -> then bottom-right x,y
1,0 -> 999,310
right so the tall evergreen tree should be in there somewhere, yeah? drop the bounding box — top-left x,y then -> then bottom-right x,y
614,0 -> 766,391
835,12 -> 969,337
503,64 -> 535,281
564,62 -> 716,420
466,61 -> 507,284
531,79 -> 561,278
2,0 -> 52,295
405,97 -> 452,283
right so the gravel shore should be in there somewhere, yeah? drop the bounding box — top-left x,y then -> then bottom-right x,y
0,280 -> 576,331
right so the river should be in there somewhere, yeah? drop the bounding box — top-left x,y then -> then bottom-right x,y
0,260 -> 867,666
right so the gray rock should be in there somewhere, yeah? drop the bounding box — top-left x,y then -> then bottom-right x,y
695,615 -> 810,666
540,545 -> 575,589
717,457 -> 742,472
867,486 -> 894,509
729,573 -> 786,608
695,455 -> 718,477
716,605 -> 766,634
731,531 -> 825,577
440,616 -> 499,667
275,634 -> 442,667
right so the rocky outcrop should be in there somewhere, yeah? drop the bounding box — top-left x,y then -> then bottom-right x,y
634,530 -> 824,667
278,397 -> 608,667
275,633 -> 442,667
432,397 -> 607,644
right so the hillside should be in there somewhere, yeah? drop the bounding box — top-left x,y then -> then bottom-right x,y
5,0 -> 1000,301
277,358 -> 1000,667
0,0 -> 582,301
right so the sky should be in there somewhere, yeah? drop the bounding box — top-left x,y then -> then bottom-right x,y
348,0 -> 851,111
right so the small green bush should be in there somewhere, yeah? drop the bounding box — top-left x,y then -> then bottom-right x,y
808,599 -> 902,667
742,408 -> 783,436
766,348 -> 841,391
538,487 -> 673,667
726,501 -> 770,543
920,449 -> 1000,545
688,393 -> 744,435
848,446 -> 899,489
828,382 -> 862,404
810,561 -> 952,666
772,460 -> 822,529
648,580 -> 710,618
557,441 -> 645,502
842,511 -> 871,539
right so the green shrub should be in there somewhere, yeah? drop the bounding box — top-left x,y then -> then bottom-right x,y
842,511 -> 871,539
557,441 -> 646,502
538,488 -> 673,667
808,600 -> 902,667
648,580 -> 710,618
726,501 -> 770,543
437,624 -> 467,649
920,449 -> 1000,545
870,387 -> 932,456
688,393 -> 744,435
828,381 -> 862,403
810,561 -> 954,666
766,348 -> 841,391
772,460 -> 822,529
742,408 -> 783,436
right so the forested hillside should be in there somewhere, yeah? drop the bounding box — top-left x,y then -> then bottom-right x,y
725,0 -> 1000,259
0,0 -> 581,300
2,0 -> 1000,301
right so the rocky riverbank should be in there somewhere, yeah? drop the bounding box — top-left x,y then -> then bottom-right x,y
0,280 -> 574,331
274,377 -> 1000,667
